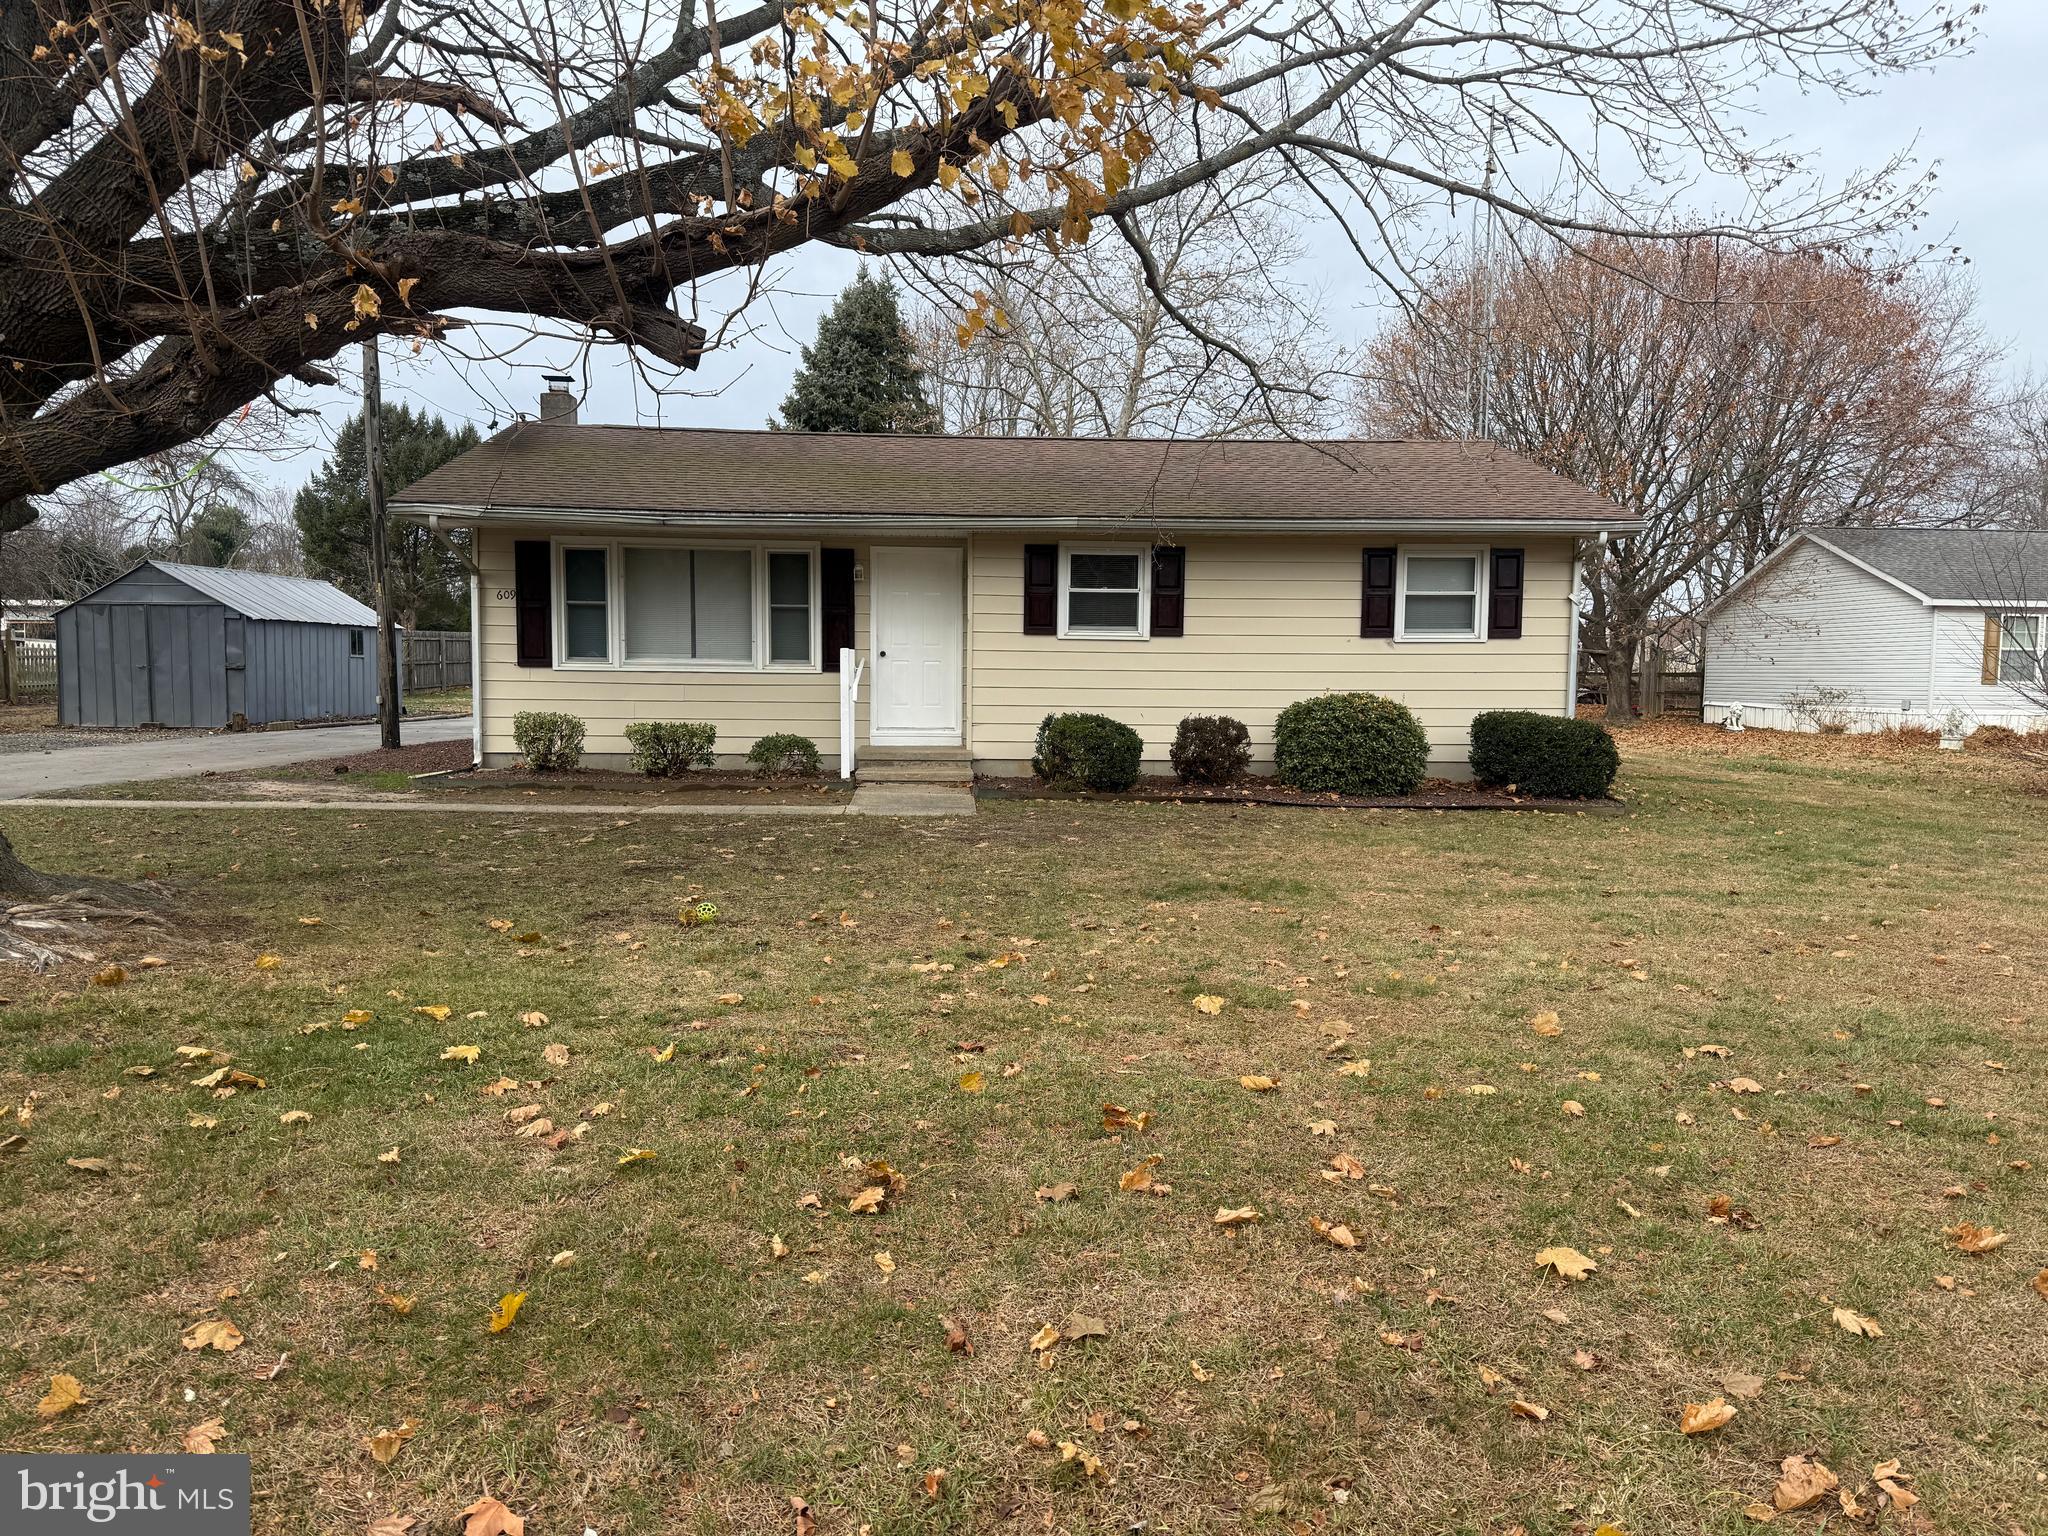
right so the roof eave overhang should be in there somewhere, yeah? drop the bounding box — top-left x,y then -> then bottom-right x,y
393,503 -> 1641,537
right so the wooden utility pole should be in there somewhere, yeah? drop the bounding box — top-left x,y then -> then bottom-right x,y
362,338 -> 401,750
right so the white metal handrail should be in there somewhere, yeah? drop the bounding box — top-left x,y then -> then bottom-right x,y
838,647 -> 865,779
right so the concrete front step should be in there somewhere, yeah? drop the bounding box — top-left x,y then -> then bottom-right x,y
862,745 -> 972,763
858,761 -> 974,784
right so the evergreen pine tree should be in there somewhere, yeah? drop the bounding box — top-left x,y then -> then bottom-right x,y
293,404 -> 480,629
775,268 -> 939,433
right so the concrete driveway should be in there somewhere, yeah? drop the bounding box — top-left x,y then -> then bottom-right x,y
0,716 -> 473,801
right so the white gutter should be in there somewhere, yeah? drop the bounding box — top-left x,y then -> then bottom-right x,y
463,531 -> 483,769
390,503 -> 1642,538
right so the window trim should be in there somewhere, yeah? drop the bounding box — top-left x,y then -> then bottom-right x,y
1394,544 -> 1489,643
1056,542 -> 1151,640
348,629 -> 365,658
556,543 -> 613,665
550,537 -> 822,673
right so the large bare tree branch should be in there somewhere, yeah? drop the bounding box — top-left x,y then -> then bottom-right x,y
0,0 -> 1973,507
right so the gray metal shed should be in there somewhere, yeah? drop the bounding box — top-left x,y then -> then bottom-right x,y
56,561 -> 394,728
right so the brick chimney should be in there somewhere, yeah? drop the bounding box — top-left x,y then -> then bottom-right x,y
539,374 -> 578,424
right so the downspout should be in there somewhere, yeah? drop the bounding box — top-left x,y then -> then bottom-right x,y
1564,534 -> 1599,716
432,512 -> 483,770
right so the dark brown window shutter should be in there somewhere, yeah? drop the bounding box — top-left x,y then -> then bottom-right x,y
1150,545 -> 1185,637
1489,548 -> 1525,639
1023,543 -> 1058,635
820,548 -> 855,671
514,539 -> 552,667
1361,547 -> 1396,638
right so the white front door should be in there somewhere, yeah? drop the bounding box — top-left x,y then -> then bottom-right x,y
870,545 -> 963,743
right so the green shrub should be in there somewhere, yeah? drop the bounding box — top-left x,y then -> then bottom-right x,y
1468,710 -> 1618,798
1273,691 -> 1428,796
747,732 -> 822,776
1032,712 -> 1143,792
511,711 -> 586,771
625,720 -> 717,777
1169,714 -> 1251,785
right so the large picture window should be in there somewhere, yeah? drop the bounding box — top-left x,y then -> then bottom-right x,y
1396,548 -> 1485,641
555,542 -> 817,670
1058,545 -> 1149,638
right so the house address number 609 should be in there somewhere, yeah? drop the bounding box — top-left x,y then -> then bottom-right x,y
494,588 -> 516,600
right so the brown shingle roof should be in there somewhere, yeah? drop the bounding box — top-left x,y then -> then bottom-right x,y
392,423 -> 1634,530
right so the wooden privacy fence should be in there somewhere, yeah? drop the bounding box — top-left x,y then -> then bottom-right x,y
3,626 -> 58,703
1578,645 -> 1704,721
402,629 -> 471,692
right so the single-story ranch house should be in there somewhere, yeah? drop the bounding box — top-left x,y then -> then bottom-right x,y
392,406 -> 1637,777
1703,528 -> 2048,736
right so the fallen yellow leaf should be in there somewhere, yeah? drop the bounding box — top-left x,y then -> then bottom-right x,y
37,1373 -> 86,1418
182,1416 -> 225,1453
1533,1245 -> 1598,1282
1679,1398 -> 1737,1435
1946,1220 -> 2009,1254
365,1419 -> 418,1464
486,1291 -> 527,1333
181,1318 -> 244,1353
1192,994 -> 1226,1014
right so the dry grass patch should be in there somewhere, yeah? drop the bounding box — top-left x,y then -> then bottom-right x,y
0,736 -> 2043,1535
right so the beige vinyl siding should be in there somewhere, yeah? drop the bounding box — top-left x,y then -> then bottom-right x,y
474,527 -> 877,767
968,534 -> 1575,773
474,527 -> 1578,773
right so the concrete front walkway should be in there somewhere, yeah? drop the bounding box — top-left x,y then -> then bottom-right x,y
0,716 -> 474,801
23,785 -> 978,818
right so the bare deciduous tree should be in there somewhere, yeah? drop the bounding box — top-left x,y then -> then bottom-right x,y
1356,239 -> 1996,720
906,158 -> 1342,438
1,0 -> 1970,521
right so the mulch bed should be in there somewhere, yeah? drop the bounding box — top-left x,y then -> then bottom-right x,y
436,766 -> 850,800
288,738 -> 477,776
974,774 -> 1620,812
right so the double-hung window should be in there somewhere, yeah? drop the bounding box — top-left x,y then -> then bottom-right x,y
2001,614 -> 2043,686
561,546 -> 611,661
767,550 -> 814,665
1058,545 -> 1149,638
1396,548 -> 1485,641
557,542 -> 816,670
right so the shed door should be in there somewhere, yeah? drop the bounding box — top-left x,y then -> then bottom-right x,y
140,605 -> 228,727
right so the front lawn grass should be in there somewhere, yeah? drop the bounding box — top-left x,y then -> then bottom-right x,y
0,738 -> 2042,1535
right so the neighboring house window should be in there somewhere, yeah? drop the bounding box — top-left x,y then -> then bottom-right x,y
1396,547 -> 1485,641
561,547 -> 611,661
349,630 -> 364,657
2002,615 -> 2042,686
1058,545 -> 1149,638
556,541 -> 817,670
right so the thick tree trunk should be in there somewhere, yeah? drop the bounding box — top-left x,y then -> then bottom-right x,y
0,828 -> 64,898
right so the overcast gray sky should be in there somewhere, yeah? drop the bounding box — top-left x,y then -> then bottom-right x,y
256,1 -> 2048,495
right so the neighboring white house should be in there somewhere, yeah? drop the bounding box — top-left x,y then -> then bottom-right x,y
1702,528 -> 2048,735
